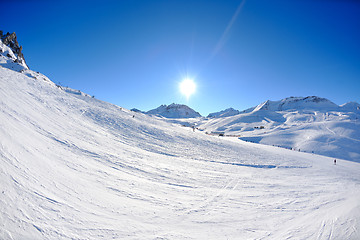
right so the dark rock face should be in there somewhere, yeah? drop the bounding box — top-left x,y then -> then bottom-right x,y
1,31 -> 28,68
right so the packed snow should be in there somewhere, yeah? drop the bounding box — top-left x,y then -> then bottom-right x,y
1,38 -> 360,239
1,66 -> 360,239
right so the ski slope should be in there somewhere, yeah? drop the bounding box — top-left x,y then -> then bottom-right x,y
1,66 -> 360,239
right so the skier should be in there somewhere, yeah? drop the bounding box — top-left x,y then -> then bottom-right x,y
334,159 -> 336,165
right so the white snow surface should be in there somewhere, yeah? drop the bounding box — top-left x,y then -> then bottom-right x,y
1,67 -> 360,239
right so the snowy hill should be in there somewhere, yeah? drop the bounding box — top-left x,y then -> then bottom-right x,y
207,107 -> 240,118
341,101 -> 360,111
197,96 -> 360,163
146,103 -> 201,118
1,34 -> 360,239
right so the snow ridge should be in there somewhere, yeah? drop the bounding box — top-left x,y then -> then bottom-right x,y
207,107 -> 240,118
341,102 -> 360,111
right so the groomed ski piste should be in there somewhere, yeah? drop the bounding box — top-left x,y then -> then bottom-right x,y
1,65 -> 360,239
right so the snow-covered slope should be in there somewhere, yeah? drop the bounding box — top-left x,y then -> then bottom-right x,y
207,107 -> 240,118
146,103 -> 201,118
1,38 -> 360,239
197,97 -> 360,163
2,66 -> 360,240
341,101 -> 360,111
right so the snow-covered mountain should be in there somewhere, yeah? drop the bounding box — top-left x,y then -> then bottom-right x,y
142,96 -> 360,162
341,101 -> 360,111
196,96 -> 360,162
207,107 -> 240,118
253,96 -> 339,112
1,33 -> 360,239
146,103 -> 201,118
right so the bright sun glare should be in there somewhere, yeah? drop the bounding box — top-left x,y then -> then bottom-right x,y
179,78 -> 196,99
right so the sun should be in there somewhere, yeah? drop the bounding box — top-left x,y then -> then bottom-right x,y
179,78 -> 196,99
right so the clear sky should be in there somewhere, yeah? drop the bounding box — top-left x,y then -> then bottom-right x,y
2,0 -> 360,115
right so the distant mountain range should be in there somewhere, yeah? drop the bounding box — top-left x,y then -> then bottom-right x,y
250,96 -> 358,112
146,96 -> 359,119
145,97 -> 360,162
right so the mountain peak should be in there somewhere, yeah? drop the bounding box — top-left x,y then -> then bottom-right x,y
207,107 -> 240,118
146,103 -> 201,118
340,102 -> 360,111
253,96 -> 338,112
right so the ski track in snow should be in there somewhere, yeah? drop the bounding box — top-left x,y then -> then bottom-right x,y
1,67 -> 360,239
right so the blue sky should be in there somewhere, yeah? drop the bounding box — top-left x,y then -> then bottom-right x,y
2,0 -> 360,115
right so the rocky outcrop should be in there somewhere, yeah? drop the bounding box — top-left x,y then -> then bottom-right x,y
0,31 -> 28,68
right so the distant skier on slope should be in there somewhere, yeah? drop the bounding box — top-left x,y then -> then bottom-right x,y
334,159 -> 336,165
